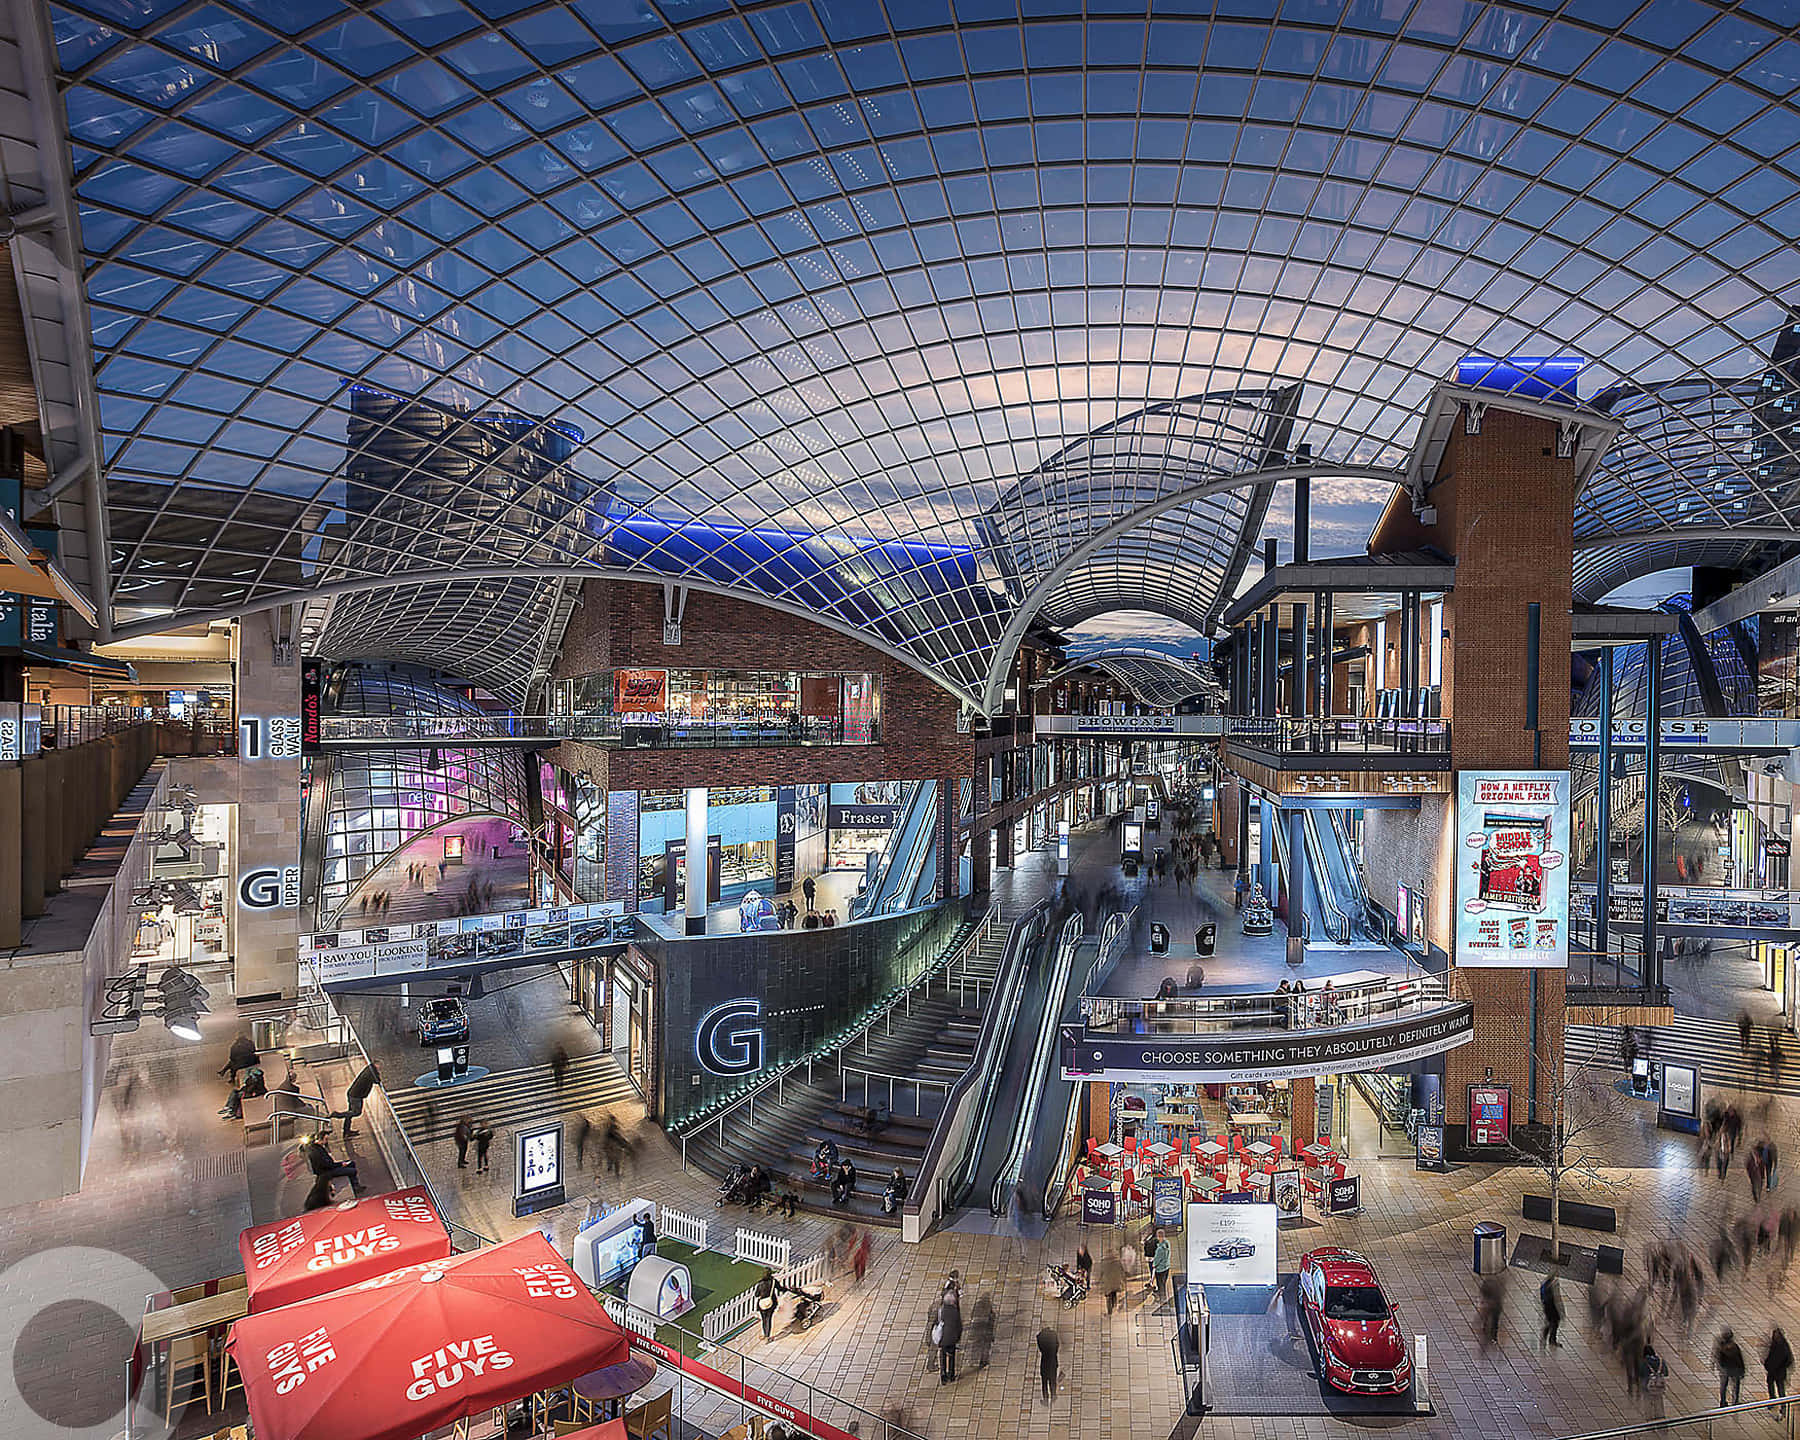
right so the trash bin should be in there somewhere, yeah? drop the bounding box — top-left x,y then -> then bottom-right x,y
1473,1222 -> 1507,1274
1197,923 -> 1216,956
1150,922 -> 1170,955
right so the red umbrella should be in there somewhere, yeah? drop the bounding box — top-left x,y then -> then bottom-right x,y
238,1187 -> 451,1313
226,1232 -> 629,1440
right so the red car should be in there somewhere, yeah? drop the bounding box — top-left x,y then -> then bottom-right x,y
1298,1248 -> 1411,1395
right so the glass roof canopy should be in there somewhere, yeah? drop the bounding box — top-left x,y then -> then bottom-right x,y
49,0 -> 1800,708
1042,646 -> 1222,710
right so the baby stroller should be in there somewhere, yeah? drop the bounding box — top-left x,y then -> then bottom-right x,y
789,1284 -> 826,1330
1046,1263 -> 1088,1309
717,1163 -> 752,1208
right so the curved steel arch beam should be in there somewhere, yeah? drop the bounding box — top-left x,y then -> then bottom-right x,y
1574,526 -> 1800,550
977,462 -> 1408,714
112,566 -> 989,713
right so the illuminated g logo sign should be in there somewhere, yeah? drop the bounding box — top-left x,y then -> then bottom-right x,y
696,999 -> 763,1077
238,867 -> 283,909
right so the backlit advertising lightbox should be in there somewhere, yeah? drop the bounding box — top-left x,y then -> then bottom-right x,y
1468,1084 -> 1512,1148
1455,771 -> 1570,968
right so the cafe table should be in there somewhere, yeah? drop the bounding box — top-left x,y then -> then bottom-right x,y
573,1355 -> 659,1421
1245,1140 -> 1275,1161
1247,1171 -> 1272,1197
1230,1112 -> 1277,1137
1144,1141 -> 1176,1166
1188,1174 -> 1221,1199
1094,1142 -> 1124,1161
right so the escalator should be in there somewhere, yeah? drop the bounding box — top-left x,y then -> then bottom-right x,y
1306,809 -> 1380,943
849,781 -> 939,919
943,903 -> 1099,1216
1271,809 -> 1380,946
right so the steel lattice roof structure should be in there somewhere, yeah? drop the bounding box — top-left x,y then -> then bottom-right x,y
8,0 -> 1800,708
1041,645 -> 1222,709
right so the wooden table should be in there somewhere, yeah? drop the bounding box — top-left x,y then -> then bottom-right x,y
140,1289 -> 249,1345
1230,1112 -> 1276,1137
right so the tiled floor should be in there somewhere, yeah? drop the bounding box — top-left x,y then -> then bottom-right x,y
16,834 -> 1800,1440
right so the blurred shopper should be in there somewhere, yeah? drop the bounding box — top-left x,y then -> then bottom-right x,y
1717,1328 -> 1747,1408
1767,1327 -> 1793,1400
1539,1267 -> 1563,1349
933,1287 -> 963,1383
331,1060 -> 381,1139
1037,1326 -> 1060,1402
454,1115 -> 473,1168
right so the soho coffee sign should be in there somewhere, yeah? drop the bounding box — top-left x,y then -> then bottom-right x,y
1060,1005 -> 1475,1083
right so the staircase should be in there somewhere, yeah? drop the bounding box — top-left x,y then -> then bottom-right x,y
682,908 -> 1012,1225
387,1051 -> 638,1145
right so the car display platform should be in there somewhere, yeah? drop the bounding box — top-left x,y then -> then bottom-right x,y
1202,1276 -> 1423,1417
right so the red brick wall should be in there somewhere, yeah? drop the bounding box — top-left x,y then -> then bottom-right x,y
550,580 -> 972,789
1440,408 -> 1573,1133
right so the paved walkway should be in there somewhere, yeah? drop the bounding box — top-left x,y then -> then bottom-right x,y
18,834 -> 1800,1440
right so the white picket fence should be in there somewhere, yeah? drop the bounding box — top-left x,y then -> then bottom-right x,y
660,1206 -> 708,1251
734,1227 -> 791,1270
702,1251 -> 832,1341
703,1285 -> 762,1342
778,1252 -> 828,1295
601,1294 -> 659,1339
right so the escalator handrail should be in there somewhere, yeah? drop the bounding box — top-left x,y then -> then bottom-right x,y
1298,810 -> 1352,944
880,782 -> 939,914
910,899 -> 1051,1216
1046,905 -> 1137,1217
989,910 -> 1084,1215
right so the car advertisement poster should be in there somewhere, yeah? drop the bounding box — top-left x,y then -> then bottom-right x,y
1455,770 -> 1570,967
1183,1201 -> 1277,1287
1468,1084 -> 1512,1147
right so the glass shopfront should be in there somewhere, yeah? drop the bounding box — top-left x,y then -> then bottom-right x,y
548,666 -> 881,744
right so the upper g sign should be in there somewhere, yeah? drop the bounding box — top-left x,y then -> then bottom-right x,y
695,998 -> 763,1077
239,865 -> 301,910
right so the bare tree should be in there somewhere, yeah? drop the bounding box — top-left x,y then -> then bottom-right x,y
1504,1030 -> 1637,1264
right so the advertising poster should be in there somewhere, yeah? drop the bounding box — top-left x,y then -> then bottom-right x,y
1395,885 -> 1411,944
1658,1063 -> 1701,1133
1081,1186 -> 1118,1226
1411,893 -> 1427,946
1270,1168 -> 1302,1220
615,668 -> 668,713
514,1120 -> 565,1216
1121,822 -> 1144,860
1468,1084 -> 1512,1147
1183,1202 -> 1277,1287
1455,771 -> 1570,967
1418,1072 -> 1445,1126
1415,1125 -> 1446,1171
1326,1175 -> 1362,1215
775,787 -> 797,891
1152,1174 -> 1185,1228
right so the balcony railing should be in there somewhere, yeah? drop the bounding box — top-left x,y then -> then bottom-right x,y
1081,970 -> 1459,1036
317,712 -> 870,748
1224,714 -> 1451,765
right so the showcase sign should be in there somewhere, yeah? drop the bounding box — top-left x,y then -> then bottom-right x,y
1455,771 -> 1570,968
1152,1174 -> 1184,1227
1059,1004 -> 1474,1083
1081,1186 -> 1117,1226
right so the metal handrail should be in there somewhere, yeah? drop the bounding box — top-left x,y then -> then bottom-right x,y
1561,1393 -> 1799,1439
837,1064 -> 953,1117
990,909 -> 1084,1215
1225,713 -> 1451,756
674,902 -> 995,1162
1082,972 -> 1456,1036
900,900 -> 1050,1237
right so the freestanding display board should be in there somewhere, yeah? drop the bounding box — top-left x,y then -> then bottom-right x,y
1658,1063 -> 1701,1134
1183,1202 -> 1277,1287
514,1120 -> 566,1216
1455,771 -> 1570,967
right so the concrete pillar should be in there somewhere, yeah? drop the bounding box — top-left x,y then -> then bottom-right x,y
231,617 -> 304,1002
1257,796 -> 1274,901
0,765 -> 18,948
20,753 -> 46,916
684,786 -> 707,936
1290,1076 -> 1316,1146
